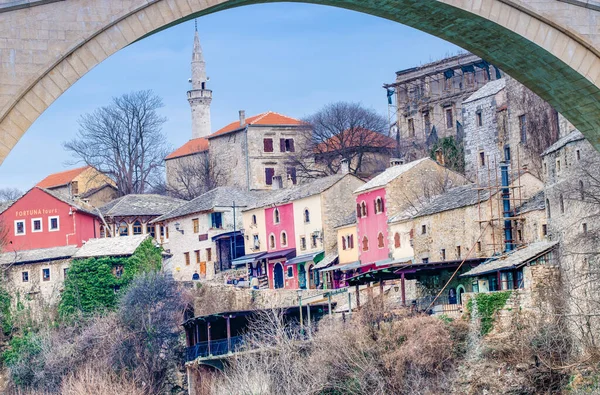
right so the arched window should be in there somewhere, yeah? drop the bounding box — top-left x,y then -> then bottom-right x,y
356,203 -> 362,218
118,221 -> 129,236
281,231 -> 288,246
133,220 -> 142,235
269,234 -> 276,249
394,232 -> 401,248
378,232 -> 385,248
546,199 -> 551,219
579,180 -> 585,200
375,197 -> 384,214
360,201 -> 367,217
304,209 -> 310,223
560,194 -> 565,214
362,236 -> 369,251
274,208 -> 280,224
252,214 -> 257,226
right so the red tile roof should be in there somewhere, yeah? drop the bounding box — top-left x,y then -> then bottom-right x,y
36,166 -> 90,188
316,128 -> 397,153
209,111 -> 304,139
165,137 -> 210,160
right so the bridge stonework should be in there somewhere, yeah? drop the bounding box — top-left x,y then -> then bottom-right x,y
1,0 -> 600,164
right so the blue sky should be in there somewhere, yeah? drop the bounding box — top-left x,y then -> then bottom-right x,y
0,3 -> 461,191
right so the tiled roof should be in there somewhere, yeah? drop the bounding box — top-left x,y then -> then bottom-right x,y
36,166 -> 90,188
165,137 -> 209,160
354,158 -> 429,193
413,184 -> 490,219
542,130 -> 585,156
100,194 -> 186,217
209,111 -> 304,139
245,173 -> 354,211
74,234 -> 149,259
0,245 -> 78,265
463,78 -> 506,104
40,188 -> 98,216
316,128 -> 396,153
152,187 -> 269,223
461,240 -> 558,277
517,191 -> 545,214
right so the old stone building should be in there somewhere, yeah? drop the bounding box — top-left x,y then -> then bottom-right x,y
463,76 -> 560,184
384,53 -> 502,161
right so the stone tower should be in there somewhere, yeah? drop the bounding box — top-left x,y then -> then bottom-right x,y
188,25 -> 212,139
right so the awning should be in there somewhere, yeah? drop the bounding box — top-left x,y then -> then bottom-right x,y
262,248 -> 296,261
231,252 -> 267,267
320,260 -> 361,273
347,266 -> 404,286
375,258 -> 393,267
211,231 -> 242,241
313,253 -> 338,270
461,241 -> 558,278
286,251 -> 324,266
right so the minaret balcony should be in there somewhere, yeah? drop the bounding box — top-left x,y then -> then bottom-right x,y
187,89 -> 212,99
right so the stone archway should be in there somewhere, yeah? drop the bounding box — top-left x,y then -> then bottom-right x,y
2,0 -> 600,164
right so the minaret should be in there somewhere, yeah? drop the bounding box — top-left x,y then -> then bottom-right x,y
188,22 -> 212,139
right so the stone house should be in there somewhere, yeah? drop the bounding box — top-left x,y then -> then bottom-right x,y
463,76 -> 560,184
98,194 -> 185,242
36,165 -> 117,207
151,187 -> 266,282
165,137 -> 210,198
384,52 -> 503,160
240,172 -> 364,290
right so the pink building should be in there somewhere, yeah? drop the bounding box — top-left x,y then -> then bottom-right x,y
264,203 -> 297,289
355,187 -> 389,271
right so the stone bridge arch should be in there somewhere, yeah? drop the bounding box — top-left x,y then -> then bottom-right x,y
1,0 -> 600,165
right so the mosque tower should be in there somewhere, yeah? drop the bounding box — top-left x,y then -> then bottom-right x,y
188,22 -> 212,139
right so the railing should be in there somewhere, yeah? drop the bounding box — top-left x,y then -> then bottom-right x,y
186,335 -> 245,361
412,294 -> 464,315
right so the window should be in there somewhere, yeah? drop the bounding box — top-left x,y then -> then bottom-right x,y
100,226 -> 106,238
342,236 -> 347,250
311,233 -> 318,248
287,167 -> 297,185
580,180 -> 585,200
423,111 -> 431,134
49,216 -> 59,231
14,220 -> 25,235
287,266 -> 294,278
465,71 -> 474,87
304,209 -> 310,223
577,150 -> 581,161
542,224 -> 548,236
22,271 -> 28,282
421,224 -> 427,234
31,218 -> 42,233
184,252 -> 190,266
583,223 -> 588,233
252,215 -> 257,226
560,194 -> 565,214
195,250 -> 200,264
211,212 -> 223,229
377,232 -> 384,248
362,236 -> 369,251
301,236 -> 307,250
441,249 -> 446,260
281,231 -> 288,247
519,114 -> 527,143
375,197 -> 384,214
444,76 -> 452,91
356,203 -> 362,218
546,199 -> 551,219
273,208 -> 280,224
265,167 -> 275,185
456,246 -> 462,258
360,201 -> 367,217
206,248 -> 212,262
193,218 -> 200,233
517,229 -> 523,241
557,159 -> 561,172
118,221 -> 129,236
149,225 -> 156,238
544,162 -> 548,175
160,225 -> 165,239
269,234 -> 276,249
394,233 -> 401,248
476,111 -> 482,127
504,145 -> 511,161
71,180 -> 79,196
42,268 -> 50,282
253,234 -> 260,250
113,265 -> 124,278
348,235 -> 354,249
133,220 -> 142,235
263,138 -> 274,152
477,241 -> 482,252
64,268 -> 68,279
445,108 -> 453,129
407,118 -> 415,137
280,138 -> 295,152
422,258 -> 429,264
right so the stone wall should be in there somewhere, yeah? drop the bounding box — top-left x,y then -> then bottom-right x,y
208,130 -> 248,190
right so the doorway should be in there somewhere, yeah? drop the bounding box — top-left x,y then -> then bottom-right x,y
273,263 -> 284,289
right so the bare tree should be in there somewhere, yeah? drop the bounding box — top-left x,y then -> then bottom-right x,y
167,153 -> 227,200
291,102 -> 393,179
64,90 -> 169,195
0,188 -> 22,202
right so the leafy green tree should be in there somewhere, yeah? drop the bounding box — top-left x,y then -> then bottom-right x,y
429,136 -> 465,174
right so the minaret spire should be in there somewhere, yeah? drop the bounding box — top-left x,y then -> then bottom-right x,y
188,20 -> 212,139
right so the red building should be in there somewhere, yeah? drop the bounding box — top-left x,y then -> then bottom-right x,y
0,188 -> 100,252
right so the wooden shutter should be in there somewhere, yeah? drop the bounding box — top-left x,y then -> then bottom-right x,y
265,168 -> 274,185
356,203 -> 361,218
350,235 -> 354,249
280,138 -> 286,152
263,138 -> 273,152
288,139 -> 295,152
342,236 -> 347,250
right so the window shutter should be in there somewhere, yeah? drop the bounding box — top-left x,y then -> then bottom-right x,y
374,199 -> 378,213
342,237 -> 346,250
280,138 -> 285,152
265,168 -> 274,185
381,198 -> 385,212
289,139 -> 295,152
356,204 -> 361,218
263,138 -> 273,152
288,167 -> 297,184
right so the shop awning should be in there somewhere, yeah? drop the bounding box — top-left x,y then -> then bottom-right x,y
231,252 -> 267,267
286,251 -> 324,266
313,253 -> 338,270
320,260 -> 361,273
211,231 -> 242,241
262,248 -> 296,261
346,266 -> 405,286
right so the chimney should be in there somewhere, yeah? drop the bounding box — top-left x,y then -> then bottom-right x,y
340,158 -> 350,175
390,158 -> 404,167
435,148 -> 445,166
239,110 -> 246,126
272,175 -> 283,190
